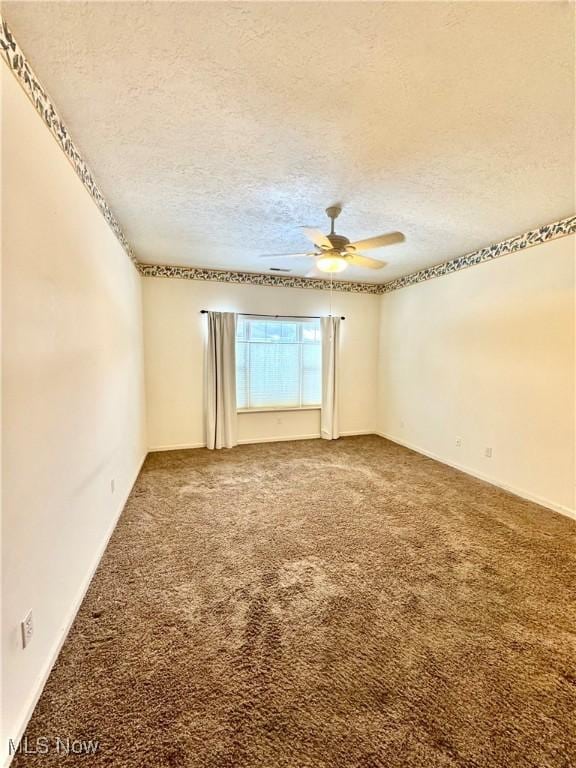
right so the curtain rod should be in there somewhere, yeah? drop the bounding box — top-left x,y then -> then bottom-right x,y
200,310 -> 345,320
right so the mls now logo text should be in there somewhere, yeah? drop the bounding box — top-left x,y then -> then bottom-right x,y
9,736 -> 100,755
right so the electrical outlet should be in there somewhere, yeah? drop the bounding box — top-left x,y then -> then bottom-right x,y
484,447 -> 492,458
110,478 -> 115,494
21,610 -> 33,649
455,437 -> 462,447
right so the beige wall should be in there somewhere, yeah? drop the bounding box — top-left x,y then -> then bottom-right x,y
377,235 -> 575,516
142,278 -> 380,449
1,68 -> 147,761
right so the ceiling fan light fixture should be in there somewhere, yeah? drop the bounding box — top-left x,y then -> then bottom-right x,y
258,206 -> 403,275
316,254 -> 348,273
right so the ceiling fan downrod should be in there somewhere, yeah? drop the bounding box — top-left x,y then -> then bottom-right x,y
325,206 -> 341,235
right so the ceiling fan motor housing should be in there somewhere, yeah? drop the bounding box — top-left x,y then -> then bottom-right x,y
326,233 -> 350,252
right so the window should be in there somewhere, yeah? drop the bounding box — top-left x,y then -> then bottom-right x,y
236,316 -> 321,410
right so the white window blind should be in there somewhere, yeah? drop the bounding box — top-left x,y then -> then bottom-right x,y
236,316 -> 321,410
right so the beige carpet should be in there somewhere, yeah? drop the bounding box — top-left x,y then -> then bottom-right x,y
13,436 -> 576,767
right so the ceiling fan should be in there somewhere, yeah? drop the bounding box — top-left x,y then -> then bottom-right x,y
259,206 -> 404,274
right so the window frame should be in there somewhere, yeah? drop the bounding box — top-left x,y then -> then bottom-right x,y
235,315 -> 322,413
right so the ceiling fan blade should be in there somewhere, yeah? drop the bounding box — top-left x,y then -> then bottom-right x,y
258,252 -> 315,259
301,227 -> 333,250
347,231 -> 405,251
347,253 -> 387,270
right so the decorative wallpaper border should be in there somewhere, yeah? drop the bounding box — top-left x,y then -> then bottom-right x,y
139,215 -> 576,295
2,15 -> 574,294
380,215 -> 576,294
137,263 -> 382,295
0,16 -> 138,266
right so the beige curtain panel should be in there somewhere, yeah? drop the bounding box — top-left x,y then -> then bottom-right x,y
320,316 -> 341,440
204,311 -> 238,450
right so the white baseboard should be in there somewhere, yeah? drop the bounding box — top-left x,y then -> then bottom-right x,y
238,433 -> 320,445
149,441 -> 206,452
4,451 -> 148,768
340,430 -> 376,437
149,430 -> 375,452
240,429 -> 374,445
376,432 -> 576,521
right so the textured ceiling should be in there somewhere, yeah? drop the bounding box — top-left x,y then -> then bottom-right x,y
3,1 -> 574,283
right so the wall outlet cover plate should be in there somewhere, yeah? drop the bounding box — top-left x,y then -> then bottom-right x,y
21,610 -> 33,649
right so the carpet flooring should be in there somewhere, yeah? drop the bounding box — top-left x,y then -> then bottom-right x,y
12,436 -> 576,767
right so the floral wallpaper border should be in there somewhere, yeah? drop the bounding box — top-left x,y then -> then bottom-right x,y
3,15 -> 574,295
0,15 -> 138,266
380,215 -> 576,294
138,215 -> 576,294
136,263 -> 382,295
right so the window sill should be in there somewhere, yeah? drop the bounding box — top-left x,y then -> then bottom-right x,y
237,406 -> 321,414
